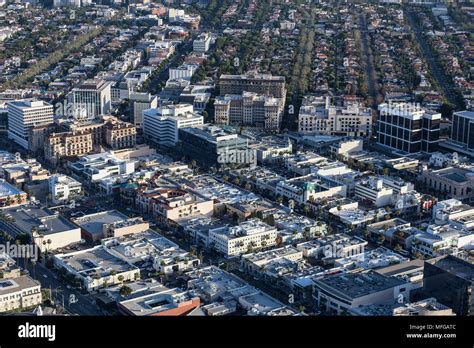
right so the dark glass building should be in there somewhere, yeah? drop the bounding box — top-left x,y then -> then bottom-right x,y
451,111 -> 474,151
419,255 -> 474,316
376,103 -> 441,154
178,124 -> 255,169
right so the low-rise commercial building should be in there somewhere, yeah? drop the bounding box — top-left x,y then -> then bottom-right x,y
1,205 -> 81,252
0,275 -> 42,313
53,245 -> 140,292
48,174 -> 83,204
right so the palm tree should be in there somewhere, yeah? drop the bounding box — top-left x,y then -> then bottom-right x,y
15,194 -> 23,205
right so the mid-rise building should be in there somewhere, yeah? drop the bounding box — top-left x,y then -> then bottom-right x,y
143,104 -> 203,146
419,167 -> 474,201
53,0 -> 82,7
44,131 -> 93,165
129,92 -> 159,127
298,96 -> 372,137
70,152 -> 135,183
450,111 -> 474,152
312,270 -> 407,315
355,177 -> 394,208
104,121 -> 137,150
215,92 -> 284,130
377,103 -> 441,154
7,100 -> 54,150
70,79 -> 112,120
178,124 -> 255,169
208,219 -> 278,257
193,33 -> 211,53
420,255 -> 474,316
169,65 -> 198,81
219,74 -> 286,98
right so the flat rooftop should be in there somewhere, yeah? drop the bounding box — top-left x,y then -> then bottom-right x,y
0,275 -> 40,296
73,210 -> 128,238
3,205 -> 79,235
58,246 -> 132,277
313,270 -> 405,301
118,288 -> 196,316
427,255 -> 474,282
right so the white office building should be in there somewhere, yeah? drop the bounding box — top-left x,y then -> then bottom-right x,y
49,174 -> 83,204
208,219 -> 278,257
7,100 -> 54,150
193,33 -> 212,53
169,65 -> 198,81
298,96 -> 372,137
355,177 -> 394,208
70,79 -> 112,120
143,104 -> 203,146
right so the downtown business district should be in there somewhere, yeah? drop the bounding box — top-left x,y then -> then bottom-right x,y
0,0 -> 473,320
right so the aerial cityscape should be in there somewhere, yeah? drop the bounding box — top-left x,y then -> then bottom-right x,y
0,0 -> 473,332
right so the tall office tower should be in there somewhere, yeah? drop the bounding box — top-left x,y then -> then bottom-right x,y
376,102 -> 441,154
7,100 -> 54,150
70,79 -> 112,120
450,111 -> 474,152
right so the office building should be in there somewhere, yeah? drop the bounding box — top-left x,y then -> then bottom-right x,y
193,33 -> 211,53
7,100 -> 54,150
420,255 -> 474,315
377,103 -> 441,154
49,174 -> 83,204
312,270 -> 407,315
129,92 -> 159,127
70,79 -> 112,120
44,131 -> 93,166
298,96 -> 372,137
53,245 -> 140,292
419,167 -> 474,201
104,121 -> 137,150
219,74 -> 286,98
355,177 -> 394,208
0,276 -> 42,313
215,92 -> 285,130
1,205 -> 81,252
208,219 -> 278,257
143,104 -> 203,146
178,124 -> 254,169
450,111 -> 474,152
